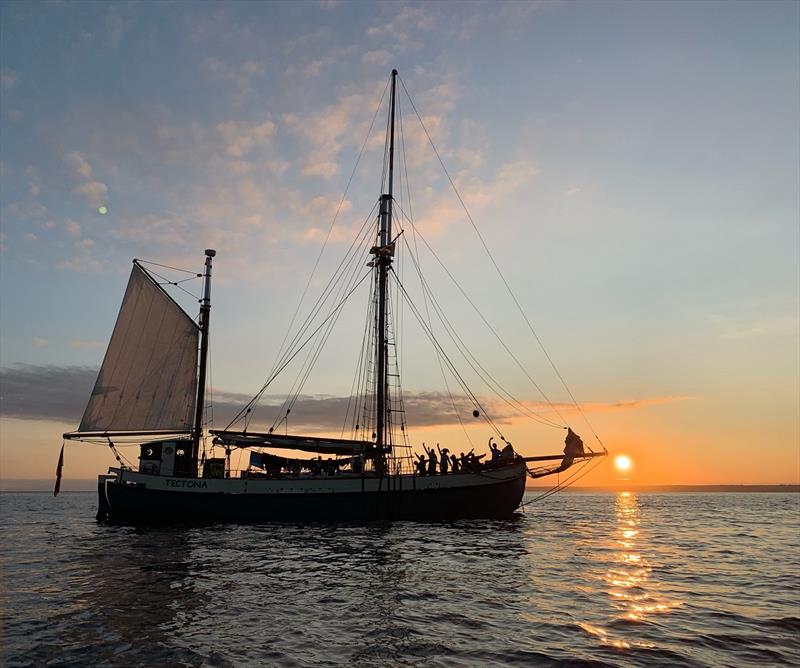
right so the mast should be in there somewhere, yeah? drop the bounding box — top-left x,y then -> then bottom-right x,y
375,69 -> 397,471
191,248 -> 216,474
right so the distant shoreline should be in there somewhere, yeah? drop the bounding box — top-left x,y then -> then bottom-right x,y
527,484 -> 800,493
1,479 -> 798,493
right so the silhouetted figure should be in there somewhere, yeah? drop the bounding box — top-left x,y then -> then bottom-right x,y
450,453 -> 460,473
423,443 -> 438,475
415,453 -> 426,476
437,444 -> 450,474
561,428 -> 585,469
489,438 -> 501,463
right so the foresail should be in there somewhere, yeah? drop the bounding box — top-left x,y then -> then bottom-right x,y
78,263 -> 199,433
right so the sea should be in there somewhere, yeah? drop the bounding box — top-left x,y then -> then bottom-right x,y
2,491 -> 798,667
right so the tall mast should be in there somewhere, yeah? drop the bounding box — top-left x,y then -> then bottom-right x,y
191,248 -> 216,474
375,69 -> 397,471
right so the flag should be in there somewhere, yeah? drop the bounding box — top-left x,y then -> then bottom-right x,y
54,443 -> 64,497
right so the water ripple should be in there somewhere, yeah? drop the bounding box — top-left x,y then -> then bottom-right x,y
2,491 -> 798,667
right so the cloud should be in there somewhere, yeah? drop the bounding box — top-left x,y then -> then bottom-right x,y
553,396 -> 692,415
74,181 -> 108,208
68,340 -> 104,350
66,151 -> 109,209
0,364 -> 690,431
366,6 -> 434,51
411,159 -> 539,237
25,166 -> 40,195
23,232 -> 37,242
66,151 -> 95,180
64,219 -> 81,237
200,56 -> 265,101
0,365 -> 95,423
215,120 -> 276,158
33,338 -> 48,349
362,49 -> 392,66
0,69 -> 17,88
283,81 -> 388,179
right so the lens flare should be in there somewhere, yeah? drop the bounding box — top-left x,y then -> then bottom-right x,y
614,455 -> 632,472
98,206 -> 108,215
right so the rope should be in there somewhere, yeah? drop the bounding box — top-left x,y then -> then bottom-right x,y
520,454 -> 606,507
398,74 -> 604,448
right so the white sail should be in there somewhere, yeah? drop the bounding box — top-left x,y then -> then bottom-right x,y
78,263 -> 199,433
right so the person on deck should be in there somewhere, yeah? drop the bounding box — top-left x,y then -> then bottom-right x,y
437,444 -> 450,474
415,453 -> 426,476
489,438 -> 501,463
450,453 -> 460,473
560,427 -> 585,469
423,443 -> 438,475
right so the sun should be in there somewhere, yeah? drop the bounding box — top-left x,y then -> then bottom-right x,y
614,455 -> 633,473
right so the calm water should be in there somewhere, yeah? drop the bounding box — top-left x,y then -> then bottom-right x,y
2,491 -> 798,667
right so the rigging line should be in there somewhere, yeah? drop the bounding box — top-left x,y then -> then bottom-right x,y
136,259 -> 199,275
342,280 -> 375,437
351,281 -> 376,437
393,200 -> 565,429
523,455 -> 605,506
142,266 -> 201,301
224,269 -> 374,429
279,223 -> 377,427
404,193 -> 475,448
398,75 -> 601,443
266,199 -> 379,382
397,231 -> 563,430
390,267 -> 504,439
263,78 -> 390,386
275,211 -> 377,413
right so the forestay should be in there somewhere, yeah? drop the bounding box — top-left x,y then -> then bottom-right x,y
78,263 -> 199,434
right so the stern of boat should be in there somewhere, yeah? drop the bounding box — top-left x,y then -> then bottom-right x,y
96,471 -> 118,521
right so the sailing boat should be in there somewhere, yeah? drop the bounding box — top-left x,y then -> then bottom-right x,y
64,70 -> 606,522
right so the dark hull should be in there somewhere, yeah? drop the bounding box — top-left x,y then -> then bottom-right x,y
101,471 -> 527,523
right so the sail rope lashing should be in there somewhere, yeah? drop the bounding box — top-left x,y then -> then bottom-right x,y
271,215 -> 379,431
398,74 -> 604,450
389,267 -> 505,440
260,76 -> 391,397
224,269 -> 374,430
396,231 -> 563,430
393,203 -> 565,431
106,437 -> 134,469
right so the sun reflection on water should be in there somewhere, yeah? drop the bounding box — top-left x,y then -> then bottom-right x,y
578,491 -> 682,650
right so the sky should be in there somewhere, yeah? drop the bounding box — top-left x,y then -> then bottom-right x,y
0,0 -> 798,486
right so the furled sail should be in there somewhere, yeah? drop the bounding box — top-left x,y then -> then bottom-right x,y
77,263 -> 199,433
212,430 -> 381,455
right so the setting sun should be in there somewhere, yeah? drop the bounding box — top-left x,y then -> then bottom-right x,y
614,455 -> 633,473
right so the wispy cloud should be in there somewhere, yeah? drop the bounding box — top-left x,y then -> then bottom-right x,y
0,69 -> 18,88
68,340 -> 104,350
66,151 -> 108,209
0,364 -> 691,430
